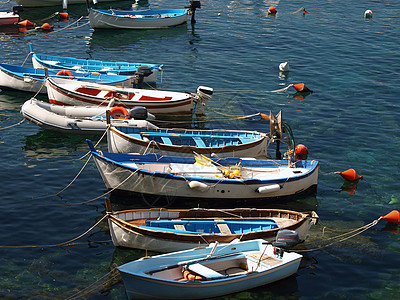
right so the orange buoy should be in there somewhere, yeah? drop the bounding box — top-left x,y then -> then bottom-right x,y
303,8 -> 310,15
336,169 -> 363,181
293,83 -> 313,93
56,70 -> 74,77
110,106 -> 130,119
295,144 -> 308,160
183,270 -> 203,281
59,12 -> 69,20
40,23 -> 54,31
18,20 -> 36,27
259,112 -> 270,120
268,6 -> 277,14
381,210 -> 400,224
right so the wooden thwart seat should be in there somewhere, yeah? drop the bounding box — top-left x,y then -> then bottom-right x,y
217,223 -> 232,235
174,224 -> 186,231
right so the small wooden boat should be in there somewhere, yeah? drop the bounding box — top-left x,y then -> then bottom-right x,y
117,239 -> 303,299
89,8 -> 189,30
46,77 -> 213,115
28,43 -> 162,81
0,6 -> 22,26
87,140 -> 319,201
108,125 -> 269,158
0,63 -> 134,94
106,202 -> 319,252
21,98 -> 157,134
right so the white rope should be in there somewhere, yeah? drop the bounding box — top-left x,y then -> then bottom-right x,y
0,118 -> 25,130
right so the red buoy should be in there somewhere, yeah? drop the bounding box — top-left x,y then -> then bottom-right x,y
40,23 -> 54,31
382,210 -> 400,224
337,169 -> 363,181
293,83 -> 313,93
18,20 -> 36,27
59,12 -> 69,20
295,144 -> 308,160
268,6 -> 277,14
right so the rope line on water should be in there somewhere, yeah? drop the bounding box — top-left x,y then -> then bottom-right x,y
0,213 -> 108,248
65,269 -> 120,300
292,218 -> 381,253
0,118 -> 25,130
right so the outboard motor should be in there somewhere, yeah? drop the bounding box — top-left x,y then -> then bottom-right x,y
129,106 -> 155,120
193,86 -> 213,115
133,65 -> 153,88
186,0 -> 201,24
12,5 -> 24,15
273,229 -> 300,248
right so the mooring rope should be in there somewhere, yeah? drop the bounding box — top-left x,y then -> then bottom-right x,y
65,269 -> 120,300
0,118 -> 25,130
212,84 -> 294,94
292,218 -> 381,253
0,213 -> 108,248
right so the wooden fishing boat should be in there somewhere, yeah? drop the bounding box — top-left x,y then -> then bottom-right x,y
0,63 -> 134,94
87,140 -> 319,201
106,202 -> 319,252
21,98 -> 157,134
0,6 -> 22,26
117,239 -> 303,299
46,77 -> 213,115
89,8 -> 189,30
13,0 -> 120,7
108,125 -> 269,158
28,43 -> 162,81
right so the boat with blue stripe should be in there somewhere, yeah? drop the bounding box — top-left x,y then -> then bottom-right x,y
88,140 -> 319,202
106,203 -> 318,252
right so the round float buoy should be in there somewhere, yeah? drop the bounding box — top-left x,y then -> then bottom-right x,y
59,12 -> 69,20
110,106 -> 130,119
295,144 -> 308,160
268,6 -> 277,14
40,23 -> 54,31
336,169 -> 363,181
279,61 -> 289,72
364,10 -> 372,18
381,210 -> 400,224
293,83 -> 313,93
56,70 -> 73,77
303,8 -> 310,15
18,20 -> 36,27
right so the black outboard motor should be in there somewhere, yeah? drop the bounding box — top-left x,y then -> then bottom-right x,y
273,229 -> 300,248
129,106 -> 150,120
12,5 -> 24,15
133,65 -> 153,88
186,0 -> 201,24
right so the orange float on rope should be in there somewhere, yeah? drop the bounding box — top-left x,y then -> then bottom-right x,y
259,112 -> 270,120
40,23 -> 54,31
58,12 -> 69,20
381,210 -> 400,224
336,169 -> 363,181
295,144 -> 308,160
18,20 -> 36,27
268,6 -> 277,14
56,70 -> 74,77
110,106 -> 130,119
293,83 -> 313,93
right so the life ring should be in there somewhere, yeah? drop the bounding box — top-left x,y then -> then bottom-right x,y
110,106 -> 129,119
56,70 -> 74,78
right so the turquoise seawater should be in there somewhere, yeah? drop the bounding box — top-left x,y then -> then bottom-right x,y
0,0 -> 399,298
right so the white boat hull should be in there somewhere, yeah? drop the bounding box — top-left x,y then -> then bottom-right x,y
46,77 -> 210,115
107,208 -> 317,252
21,98 -> 157,134
107,126 -> 269,158
91,151 -> 319,201
89,9 -> 188,29
118,240 -> 303,299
